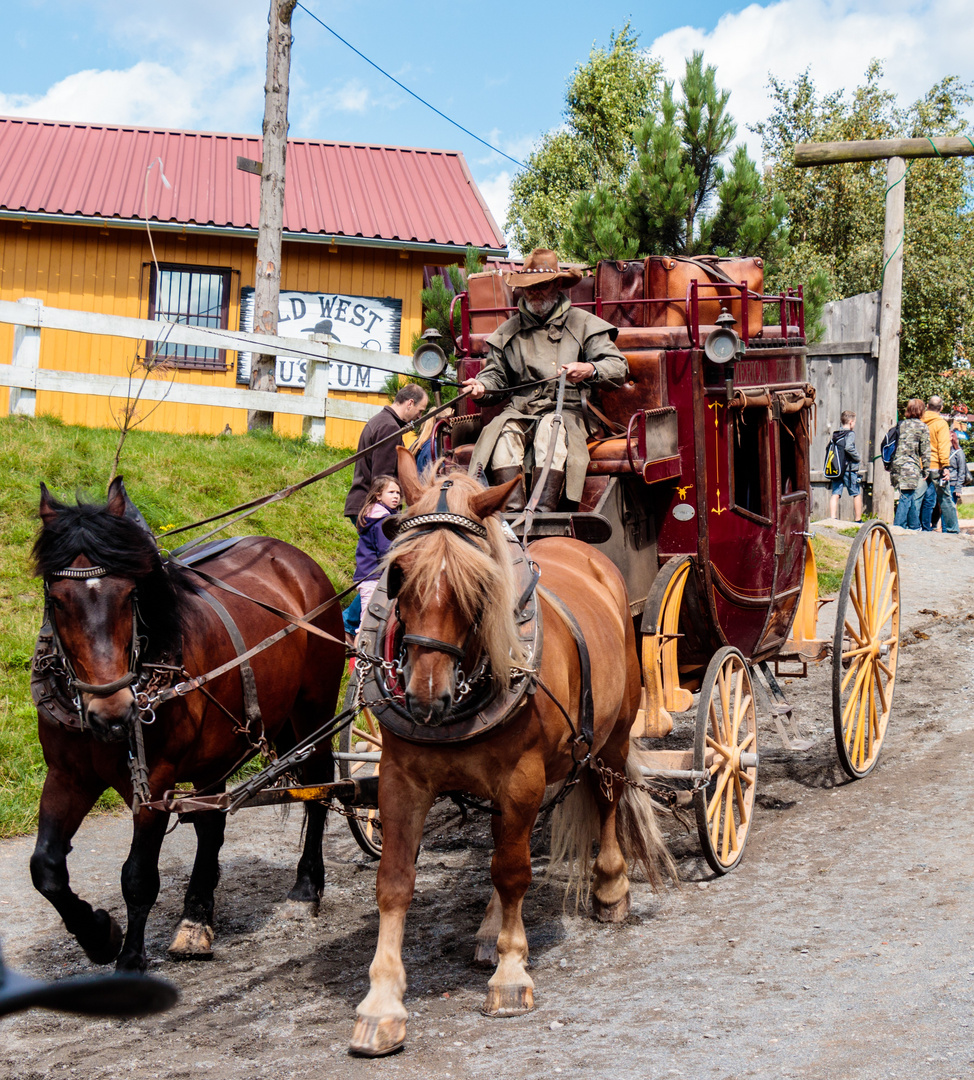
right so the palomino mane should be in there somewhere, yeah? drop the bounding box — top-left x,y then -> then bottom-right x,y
388,472 -> 528,689
33,491 -> 194,662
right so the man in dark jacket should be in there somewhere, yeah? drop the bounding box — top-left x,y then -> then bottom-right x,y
343,384 -> 428,522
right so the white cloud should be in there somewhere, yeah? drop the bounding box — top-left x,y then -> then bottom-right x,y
475,170 -> 513,244
648,0 -> 974,162
0,64 -> 198,128
335,83 -> 371,113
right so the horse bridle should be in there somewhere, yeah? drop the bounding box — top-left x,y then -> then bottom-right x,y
389,480 -> 491,670
44,565 -> 142,704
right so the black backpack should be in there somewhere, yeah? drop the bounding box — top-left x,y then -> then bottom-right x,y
880,424 -> 900,471
824,431 -> 847,479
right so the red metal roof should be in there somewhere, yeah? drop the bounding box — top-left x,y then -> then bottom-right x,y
0,116 -> 507,254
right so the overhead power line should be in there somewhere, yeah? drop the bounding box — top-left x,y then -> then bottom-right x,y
294,2 -> 526,170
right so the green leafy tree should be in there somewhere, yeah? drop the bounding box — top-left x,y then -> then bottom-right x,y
756,63 -> 974,399
505,24 -> 662,254
563,53 -> 788,264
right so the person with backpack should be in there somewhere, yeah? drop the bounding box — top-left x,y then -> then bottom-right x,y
890,398 -> 931,530
827,410 -> 863,522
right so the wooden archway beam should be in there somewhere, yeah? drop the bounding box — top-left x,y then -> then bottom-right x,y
795,136 -> 974,166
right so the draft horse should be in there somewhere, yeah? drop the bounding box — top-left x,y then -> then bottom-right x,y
30,477 -> 345,972
350,448 -> 674,1056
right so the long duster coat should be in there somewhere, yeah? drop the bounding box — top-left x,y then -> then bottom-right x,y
468,296 -> 628,502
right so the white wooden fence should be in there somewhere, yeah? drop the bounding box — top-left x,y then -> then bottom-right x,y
0,297 -> 419,442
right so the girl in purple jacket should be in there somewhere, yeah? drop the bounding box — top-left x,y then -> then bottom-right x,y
353,475 -> 402,618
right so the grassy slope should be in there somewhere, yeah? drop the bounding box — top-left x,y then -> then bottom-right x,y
0,415 -> 358,837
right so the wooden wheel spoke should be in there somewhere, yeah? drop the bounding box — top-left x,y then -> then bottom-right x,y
841,653 -> 866,696
352,727 -> 383,749
843,617 -> 867,649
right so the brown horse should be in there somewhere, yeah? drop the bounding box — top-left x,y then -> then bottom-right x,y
30,478 -> 344,972
349,449 -> 673,1055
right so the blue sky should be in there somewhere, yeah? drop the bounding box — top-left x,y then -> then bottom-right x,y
3,0 -> 972,242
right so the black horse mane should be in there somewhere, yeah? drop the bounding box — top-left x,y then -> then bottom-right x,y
33,490 -> 198,662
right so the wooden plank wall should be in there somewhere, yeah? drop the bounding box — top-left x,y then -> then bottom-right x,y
0,220 -> 429,446
806,291 -> 881,521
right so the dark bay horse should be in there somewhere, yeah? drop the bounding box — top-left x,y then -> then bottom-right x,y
349,449 -> 674,1056
31,478 -> 344,972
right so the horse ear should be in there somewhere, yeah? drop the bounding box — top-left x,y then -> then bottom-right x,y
106,476 -> 127,518
396,446 -> 425,506
39,482 -> 58,525
470,476 -> 521,520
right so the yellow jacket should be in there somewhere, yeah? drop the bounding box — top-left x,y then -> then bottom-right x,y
922,410 -> 951,469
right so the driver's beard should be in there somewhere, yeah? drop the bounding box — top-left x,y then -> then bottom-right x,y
524,294 -> 557,318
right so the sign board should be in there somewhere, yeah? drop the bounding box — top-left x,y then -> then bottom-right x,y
236,288 -> 403,391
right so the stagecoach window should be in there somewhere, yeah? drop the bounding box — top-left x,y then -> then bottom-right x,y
731,407 -> 770,520
148,264 -> 232,370
778,409 -> 806,497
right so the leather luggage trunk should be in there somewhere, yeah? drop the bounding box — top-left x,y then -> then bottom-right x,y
595,260 -> 649,327
466,271 -> 514,336
646,256 -> 764,337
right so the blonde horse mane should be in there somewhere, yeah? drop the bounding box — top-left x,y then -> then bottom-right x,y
387,471 -> 528,690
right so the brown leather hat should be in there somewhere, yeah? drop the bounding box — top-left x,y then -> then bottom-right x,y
503,249 -> 582,289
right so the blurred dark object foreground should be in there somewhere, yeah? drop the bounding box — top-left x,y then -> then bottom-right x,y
0,942 -> 178,1018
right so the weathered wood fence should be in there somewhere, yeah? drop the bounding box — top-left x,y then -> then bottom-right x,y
806,291 -> 882,521
0,297 -> 418,442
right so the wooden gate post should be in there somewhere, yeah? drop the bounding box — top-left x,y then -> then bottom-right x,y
10,297 -> 41,417
873,157 -> 906,523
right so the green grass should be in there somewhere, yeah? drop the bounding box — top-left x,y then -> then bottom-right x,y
811,532 -> 850,596
0,414 -> 358,837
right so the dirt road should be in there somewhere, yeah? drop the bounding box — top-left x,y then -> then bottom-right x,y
2,524 -> 973,1080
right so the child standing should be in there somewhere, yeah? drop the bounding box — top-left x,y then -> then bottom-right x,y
344,475 -> 401,644
828,410 -> 863,522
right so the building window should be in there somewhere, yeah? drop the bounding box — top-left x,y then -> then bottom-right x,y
148,264 -> 231,370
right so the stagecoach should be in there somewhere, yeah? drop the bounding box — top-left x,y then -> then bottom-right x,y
343,253 -> 900,874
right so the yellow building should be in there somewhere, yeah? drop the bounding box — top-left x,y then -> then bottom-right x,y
0,117 -> 506,445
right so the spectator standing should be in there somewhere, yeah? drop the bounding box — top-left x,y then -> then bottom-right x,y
343,475 -> 401,644
828,410 -> 863,522
343,385 -> 428,524
890,398 -> 930,530
949,430 -> 970,504
920,396 -> 959,533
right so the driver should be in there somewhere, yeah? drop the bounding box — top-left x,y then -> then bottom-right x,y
463,249 -> 628,512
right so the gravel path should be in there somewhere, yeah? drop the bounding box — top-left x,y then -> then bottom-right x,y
2,523 -> 974,1080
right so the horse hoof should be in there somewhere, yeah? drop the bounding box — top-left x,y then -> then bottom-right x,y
472,940 -> 498,968
280,898 -> 320,920
81,911 -> 124,966
349,1016 -> 406,1057
482,985 -> 534,1017
167,919 -> 214,960
593,891 -> 631,924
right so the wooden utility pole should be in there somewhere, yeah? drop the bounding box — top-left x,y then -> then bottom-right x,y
795,136 -> 974,523
249,0 -> 298,432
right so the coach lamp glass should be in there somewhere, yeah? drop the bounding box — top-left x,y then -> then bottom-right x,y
413,328 -> 449,405
704,310 -> 745,402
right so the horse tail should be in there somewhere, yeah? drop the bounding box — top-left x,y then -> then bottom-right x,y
546,747 -> 678,910
616,744 -> 678,891
545,778 -> 599,913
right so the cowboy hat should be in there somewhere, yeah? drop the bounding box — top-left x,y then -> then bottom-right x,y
503,249 -> 582,289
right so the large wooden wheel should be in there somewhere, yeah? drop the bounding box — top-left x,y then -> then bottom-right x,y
339,669 -> 383,858
832,521 -> 899,779
694,647 -> 758,875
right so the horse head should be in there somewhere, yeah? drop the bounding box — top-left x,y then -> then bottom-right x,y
34,477 -> 179,743
388,448 -> 525,726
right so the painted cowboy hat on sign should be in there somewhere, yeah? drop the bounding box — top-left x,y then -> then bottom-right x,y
503,249 -> 582,289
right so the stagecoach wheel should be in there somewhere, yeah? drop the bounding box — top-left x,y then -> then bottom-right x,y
339,672 -> 383,859
693,647 -> 758,875
832,521 -> 899,779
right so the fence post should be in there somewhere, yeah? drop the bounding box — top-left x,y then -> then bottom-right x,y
10,297 -> 42,417
303,334 -> 331,444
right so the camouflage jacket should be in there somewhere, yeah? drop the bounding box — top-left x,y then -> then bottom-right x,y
890,417 -> 930,490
